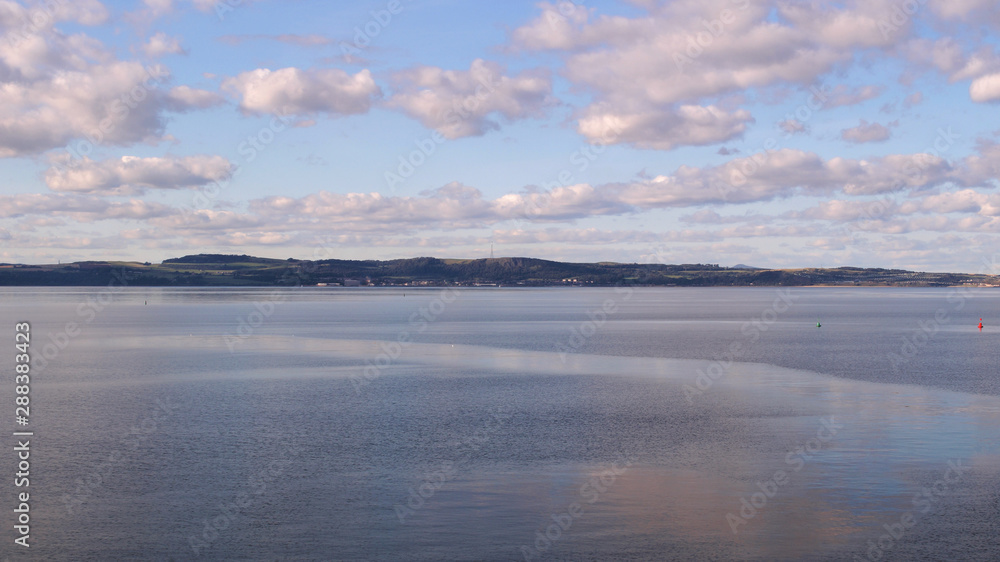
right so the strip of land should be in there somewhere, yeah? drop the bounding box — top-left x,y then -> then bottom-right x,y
1,254 -> 997,287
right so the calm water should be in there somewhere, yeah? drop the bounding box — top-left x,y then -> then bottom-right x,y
1,287 -> 999,561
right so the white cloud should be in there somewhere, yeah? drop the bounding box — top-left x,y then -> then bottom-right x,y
170,182 -> 628,235
223,67 -> 381,117
507,1 -> 915,150
612,147 -> 963,207
491,227 -> 666,245
0,11 -> 225,157
970,73 -> 1000,102
20,0 -> 110,27
142,32 -> 186,57
44,155 -> 233,194
841,119 -> 894,143
387,59 -> 554,139
139,0 -> 175,19
0,61 -> 176,157
930,0 -> 1000,27
510,1 -> 599,51
577,104 -> 753,150
142,144 -> 996,243
778,118 -> 807,135
219,34 -> 333,47
0,193 -> 173,221
537,1 -> 896,107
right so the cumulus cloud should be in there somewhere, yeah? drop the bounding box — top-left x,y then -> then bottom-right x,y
0,193 -> 173,221
0,10 -> 227,157
0,61 -> 177,157
509,1 -> 602,51
387,59 -> 554,138
527,1 -> 900,107
491,227 -> 666,245
223,67 -> 381,117
243,181 -> 627,231
577,104 -> 753,150
139,142 -> 1000,244
930,0 -> 1000,27
142,32 -> 186,57
22,143 -> 1000,263
841,120 -> 894,143
44,155 -> 233,194
507,1 -> 917,150
970,73 -> 1000,102
901,37 -> 1000,94
611,147 -> 965,208
779,118 -> 807,135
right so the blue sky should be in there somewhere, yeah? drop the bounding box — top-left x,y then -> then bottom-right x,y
3,0 -> 1000,271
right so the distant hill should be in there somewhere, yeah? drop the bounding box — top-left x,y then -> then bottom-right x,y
162,254 -> 286,265
0,254 -> 996,287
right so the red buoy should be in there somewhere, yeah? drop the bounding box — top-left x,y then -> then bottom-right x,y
978,318 -> 984,331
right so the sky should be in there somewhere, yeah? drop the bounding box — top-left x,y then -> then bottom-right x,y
2,0 -> 1000,271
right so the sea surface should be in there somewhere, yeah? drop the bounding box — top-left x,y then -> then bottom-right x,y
1,286 -> 999,561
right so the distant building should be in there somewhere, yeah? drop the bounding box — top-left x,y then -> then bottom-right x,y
344,279 -> 362,287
